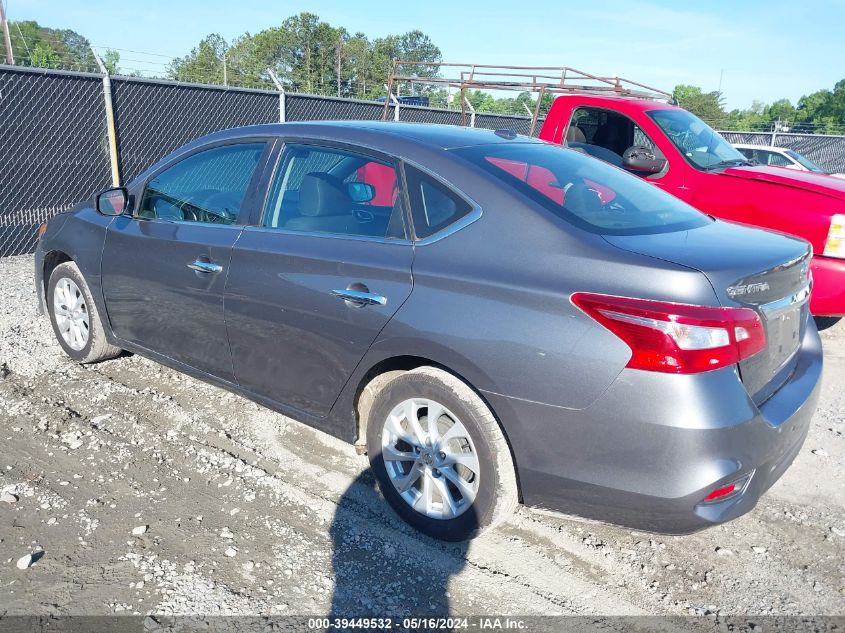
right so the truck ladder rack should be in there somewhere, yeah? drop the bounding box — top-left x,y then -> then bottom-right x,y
382,60 -> 673,135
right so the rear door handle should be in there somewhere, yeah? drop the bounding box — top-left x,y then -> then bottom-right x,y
332,289 -> 387,306
187,259 -> 223,274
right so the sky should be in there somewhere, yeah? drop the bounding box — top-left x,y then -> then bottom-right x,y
7,0 -> 845,110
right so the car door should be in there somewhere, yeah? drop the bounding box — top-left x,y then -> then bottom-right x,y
101,140 -> 271,382
224,142 -> 413,419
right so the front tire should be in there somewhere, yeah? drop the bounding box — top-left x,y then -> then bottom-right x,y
47,262 -> 121,364
366,367 -> 518,541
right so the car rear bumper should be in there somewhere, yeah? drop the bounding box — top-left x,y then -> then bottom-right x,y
810,255 -> 845,316
484,324 -> 823,534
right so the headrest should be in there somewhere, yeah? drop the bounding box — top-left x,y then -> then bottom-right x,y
566,126 -> 587,144
299,172 -> 350,217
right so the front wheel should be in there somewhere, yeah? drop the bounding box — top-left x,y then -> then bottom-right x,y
366,367 -> 518,541
47,262 -> 122,364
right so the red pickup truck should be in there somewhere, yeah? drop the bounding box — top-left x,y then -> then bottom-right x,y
537,95 -> 845,321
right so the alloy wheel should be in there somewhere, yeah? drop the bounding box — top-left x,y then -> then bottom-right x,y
380,397 -> 481,520
53,277 -> 89,351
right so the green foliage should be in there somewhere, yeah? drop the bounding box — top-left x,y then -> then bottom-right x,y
168,13 -> 442,97
8,20 -> 97,71
102,49 -> 120,75
674,82 -> 845,134
29,43 -> 61,69
169,33 -> 229,85
673,84 -> 726,122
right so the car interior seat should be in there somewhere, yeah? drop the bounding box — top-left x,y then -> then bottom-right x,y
284,172 -> 355,233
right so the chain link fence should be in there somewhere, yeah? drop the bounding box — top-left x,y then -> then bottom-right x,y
112,78 -> 280,183
3,64 -> 845,257
0,67 -> 112,256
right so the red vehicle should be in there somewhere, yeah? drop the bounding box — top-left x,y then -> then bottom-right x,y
537,95 -> 845,322
382,62 -> 845,323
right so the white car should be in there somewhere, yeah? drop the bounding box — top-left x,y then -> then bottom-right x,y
733,143 -> 845,179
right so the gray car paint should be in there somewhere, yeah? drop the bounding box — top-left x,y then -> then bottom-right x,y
34,121 -> 823,533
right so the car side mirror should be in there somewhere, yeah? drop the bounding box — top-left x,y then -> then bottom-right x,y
622,146 -> 667,174
96,187 -> 129,216
347,182 -> 375,203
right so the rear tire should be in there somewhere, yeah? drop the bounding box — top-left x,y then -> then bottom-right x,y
47,262 -> 121,364
814,316 -> 841,331
366,366 -> 518,541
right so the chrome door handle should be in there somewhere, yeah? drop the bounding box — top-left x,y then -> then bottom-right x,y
187,260 -> 222,274
332,289 -> 387,306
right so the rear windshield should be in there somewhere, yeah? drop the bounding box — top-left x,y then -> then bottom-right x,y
452,143 -> 711,236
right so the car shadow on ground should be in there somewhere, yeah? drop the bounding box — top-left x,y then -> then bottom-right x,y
328,467 -> 474,618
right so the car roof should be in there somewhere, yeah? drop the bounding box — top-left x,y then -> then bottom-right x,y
197,120 -> 544,151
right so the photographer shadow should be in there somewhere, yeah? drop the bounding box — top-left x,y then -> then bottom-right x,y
328,466 -> 476,619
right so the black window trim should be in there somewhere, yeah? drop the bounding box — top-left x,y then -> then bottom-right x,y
398,159 -> 482,245
133,137 -> 275,227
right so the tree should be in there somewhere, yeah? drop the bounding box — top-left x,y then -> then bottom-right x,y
29,43 -> 61,69
8,20 -> 97,71
344,33 -> 372,98
373,30 -> 442,96
170,14 -> 442,98
168,34 -> 228,85
103,49 -> 120,75
673,84 -> 727,124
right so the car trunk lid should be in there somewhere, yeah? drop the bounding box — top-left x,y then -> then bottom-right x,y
603,220 -> 812,405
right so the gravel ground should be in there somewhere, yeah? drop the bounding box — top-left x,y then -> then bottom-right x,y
0,254 -> 843,620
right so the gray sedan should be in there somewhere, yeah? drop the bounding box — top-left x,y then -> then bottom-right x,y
34,122 -> 822,540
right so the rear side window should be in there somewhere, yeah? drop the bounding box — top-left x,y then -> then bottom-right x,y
404,165 -> 474,239
263,144 -> 405,239
138,143 -> 264,224
452,143 -> 710,236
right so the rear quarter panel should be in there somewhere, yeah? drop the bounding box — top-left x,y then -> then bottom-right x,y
341,158 -> 721,413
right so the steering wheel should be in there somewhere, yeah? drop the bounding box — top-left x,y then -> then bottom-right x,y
178,190 -> 240,224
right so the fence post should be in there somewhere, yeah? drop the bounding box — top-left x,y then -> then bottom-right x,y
463,96 -> 476,127
390,93 -> 400,122
90,46 -> 121,187
267,69 -> 286,122
383,84 -> 400,122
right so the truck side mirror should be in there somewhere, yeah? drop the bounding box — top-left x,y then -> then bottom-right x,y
96,187 -> 129,216
622,146 -> 667,174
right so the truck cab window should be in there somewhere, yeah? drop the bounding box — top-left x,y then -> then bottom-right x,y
567,108 -> 662,168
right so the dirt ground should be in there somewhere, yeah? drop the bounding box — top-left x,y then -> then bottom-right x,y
0,253 -> 843,621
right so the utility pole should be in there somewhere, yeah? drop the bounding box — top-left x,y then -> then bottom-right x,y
0,0 -> 15,65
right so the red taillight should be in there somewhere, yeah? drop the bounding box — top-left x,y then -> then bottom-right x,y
703,483 -> 738,501
701,473 -> 753,504
571,292 -> 766,374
